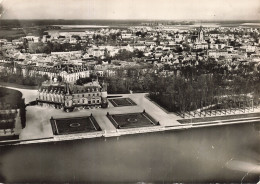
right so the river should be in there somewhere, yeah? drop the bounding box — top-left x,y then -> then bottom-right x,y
0,122 -> 259,183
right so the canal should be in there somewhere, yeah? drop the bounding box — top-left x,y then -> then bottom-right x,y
0,122 -> 259,183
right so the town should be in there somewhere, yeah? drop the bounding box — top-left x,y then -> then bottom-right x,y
1,22 -> 260,112
0,0 -> 260,182
1,21 -> 260,144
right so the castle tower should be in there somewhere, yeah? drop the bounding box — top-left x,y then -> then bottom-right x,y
101,82 -> 108,108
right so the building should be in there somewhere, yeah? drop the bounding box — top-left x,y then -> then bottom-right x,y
194,43 -> 209,50
24,36 -> 40,43
0,109 -> 22,141
0,87 -> 26,141
208,50 -> 229,58
37,78 -> 108,112
19,65 -> 90,83
197,27 -> 204,43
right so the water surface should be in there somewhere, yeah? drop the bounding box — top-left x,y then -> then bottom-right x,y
0,123 -> 259,183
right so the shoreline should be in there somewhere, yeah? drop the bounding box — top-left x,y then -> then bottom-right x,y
0,82 -> 38,90
1,118 -> 259,146
0,84 -> 260,146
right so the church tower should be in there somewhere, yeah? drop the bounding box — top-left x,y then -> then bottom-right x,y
197,26 -> 204,43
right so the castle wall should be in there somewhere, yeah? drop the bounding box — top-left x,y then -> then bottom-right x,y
37,81 -> 108,111
0,109 -> 21,138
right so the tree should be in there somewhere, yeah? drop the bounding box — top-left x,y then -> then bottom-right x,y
75,43 -> 82,51
133,49 -> 144,58
104,48 -> 111,59
22,39 -> 29,52
114,49 -> 134,61
75,77 -> 92,85
57,75 -> 62,82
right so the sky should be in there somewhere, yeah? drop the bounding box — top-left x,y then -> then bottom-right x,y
1,0 -> 260,20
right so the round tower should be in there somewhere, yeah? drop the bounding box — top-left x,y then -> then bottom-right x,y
101,82 -> 108,108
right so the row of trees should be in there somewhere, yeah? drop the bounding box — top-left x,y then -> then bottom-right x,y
0,71 -> 49,86
148,74 -> 260,113
113,49 -> 144,61
147,62 -> 260,114
19,41 -> 86,54
81,59 -> 260,114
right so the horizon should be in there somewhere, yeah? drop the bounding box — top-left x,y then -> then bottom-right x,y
1,18 -> 260,22
1,0 -> 260,21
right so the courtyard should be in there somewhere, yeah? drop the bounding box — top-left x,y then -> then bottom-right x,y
107,111 -> 159,129
50,116 -> 101,135
109,98 -> 136,107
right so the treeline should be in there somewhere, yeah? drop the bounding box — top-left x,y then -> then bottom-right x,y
113,49 -> 144,61
42,42 -> 84,53
148,74 -> 260,113
87,61 -> 260,112
20,41 -> 85,54
147,66 -> 260,113
0,72 -> 49,86
75,77 -> 93,85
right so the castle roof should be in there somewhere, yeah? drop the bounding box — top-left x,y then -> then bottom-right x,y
69,82 -> 101,94
39,81 -> 103,95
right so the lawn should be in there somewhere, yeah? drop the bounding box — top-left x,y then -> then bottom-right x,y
50,116 -> 101,135
109,98 -> 136,107
107,112 -> 159,129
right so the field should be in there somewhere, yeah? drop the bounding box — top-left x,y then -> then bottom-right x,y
107,112 -> 159,129
0,27 -> 45,40
0,29 -> 26,40
109,98 -> 136,107
50,116 -> 101,135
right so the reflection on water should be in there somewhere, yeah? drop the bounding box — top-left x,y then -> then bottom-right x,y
0,123 -> 259,183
